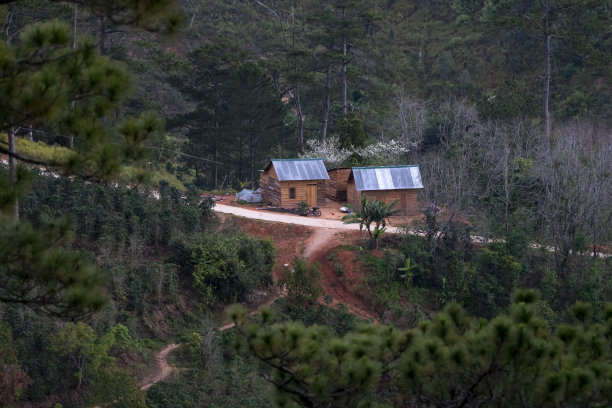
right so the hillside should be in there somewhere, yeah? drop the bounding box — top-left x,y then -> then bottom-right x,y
1,1 -> 611,407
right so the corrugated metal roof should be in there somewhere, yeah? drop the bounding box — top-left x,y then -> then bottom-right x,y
270,159 -> 329,181
352,166 -> 423,191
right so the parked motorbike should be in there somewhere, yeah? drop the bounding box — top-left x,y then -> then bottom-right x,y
302,206 -> 322,217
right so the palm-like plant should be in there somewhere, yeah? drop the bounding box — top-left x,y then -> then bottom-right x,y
342,196 -> 400,249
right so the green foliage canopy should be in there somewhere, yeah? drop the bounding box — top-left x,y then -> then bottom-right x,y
0,0 -> 178,318
185,232 -> 275,305
232,292 -> 612,407
0,215 -> 105,318
279,258 -> 322,308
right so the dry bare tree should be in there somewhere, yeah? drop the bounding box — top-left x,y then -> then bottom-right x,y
481,120 -> 539,236
393,88 -> 427,151
534,122 -> 612,277
419,100 -> 482,249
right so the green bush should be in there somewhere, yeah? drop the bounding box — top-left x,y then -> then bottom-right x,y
188,232 -> 275,305
199,197 -> 216,217
146,381 -> 197,408
279,258 -> 322,307
362,249 -> 406,309
273,299 -> 360,336
469,247 -> 523,317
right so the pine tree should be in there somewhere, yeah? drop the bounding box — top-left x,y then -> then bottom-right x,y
221,62 -> 288,186
167,37 -> 248,189
231,291 -> 612,407
0,0 -> 176,318
482,0 -> 611,138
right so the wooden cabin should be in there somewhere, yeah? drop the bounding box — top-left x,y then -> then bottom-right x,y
325,167 -> 352,202
346,165 -> 424,216
260,159 -> 329,208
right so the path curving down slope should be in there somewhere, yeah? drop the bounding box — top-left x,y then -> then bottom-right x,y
140,343 -> 180,391
140,208 -> 386,392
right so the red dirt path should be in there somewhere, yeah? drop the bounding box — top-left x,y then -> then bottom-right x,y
139,343 -> 180,391
221,215 -> 378,322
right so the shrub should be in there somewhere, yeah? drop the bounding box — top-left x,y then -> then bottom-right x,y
279,258 -> 322,307
343,196 -> 400,249
189,232 -> 275,305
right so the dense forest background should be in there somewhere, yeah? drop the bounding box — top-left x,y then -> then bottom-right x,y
0,0 -> 611,407
3,0 -> 610,188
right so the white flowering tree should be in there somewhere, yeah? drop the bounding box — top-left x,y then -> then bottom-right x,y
299,137 -> 352,168
301,137 -> 410,168
355,139 -> 410,165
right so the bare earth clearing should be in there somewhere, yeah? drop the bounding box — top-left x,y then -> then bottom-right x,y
217,211 -> 376,321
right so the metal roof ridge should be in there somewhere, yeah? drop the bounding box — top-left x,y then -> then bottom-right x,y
271,158 -> 324,161
352,164 -> 419,169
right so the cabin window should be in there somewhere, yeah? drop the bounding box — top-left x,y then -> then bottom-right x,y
289,187 -> 296,199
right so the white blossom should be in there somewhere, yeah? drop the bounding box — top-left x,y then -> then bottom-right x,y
300,137 -> 352,168
355,139 -> 410,165
300,136 -> 410,168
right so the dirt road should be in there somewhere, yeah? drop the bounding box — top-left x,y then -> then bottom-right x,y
140,343 -> 180,391
214,203 -> 404,233
304,228 -> 338,258
215,204 -> 612,257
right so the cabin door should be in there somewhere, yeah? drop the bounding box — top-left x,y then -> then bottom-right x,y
306,183 -> 317,207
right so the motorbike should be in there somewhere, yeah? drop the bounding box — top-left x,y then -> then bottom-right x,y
302,206 -> 322,217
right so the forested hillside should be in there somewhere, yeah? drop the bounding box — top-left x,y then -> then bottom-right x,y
0,0 -> 611,407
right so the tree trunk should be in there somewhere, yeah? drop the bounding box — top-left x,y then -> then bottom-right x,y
72,3 -> 78,50
249,111 -> 256,187
288,5 -> 304,154
214,143 -> 218,190
238,138 -> 243,182
27,125 -> 33,142
189,4 -> 199,28
503,145 -> 510,237
342,35 -> 348,116
203,149 -> 208,188
543,33 -> 551,139
8,127 -> 18,218
592,220 -> 597,258
250,136 -> 255,189
295,86 -> 304,154
321,64 -> 332,142
69,3 -> 78,149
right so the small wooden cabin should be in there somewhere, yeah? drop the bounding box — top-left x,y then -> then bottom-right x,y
325,167 -> 352,202
346,165 -> 424,216
260,159 -> 329,208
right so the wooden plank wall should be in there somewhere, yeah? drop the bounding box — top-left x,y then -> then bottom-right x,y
261,163 -> 329,208
326,168 -> 351,202
346,181 -> 421,216
317,183 -> 327,207
404,190 -> 419,216
260,165 -> 281,206
346,180 -> 362,210
279,181 -> 326,208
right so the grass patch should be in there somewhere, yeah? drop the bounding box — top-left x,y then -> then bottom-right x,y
2,134 -> 187,190
1,133 -> 74,163
121,165 -> 186,190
